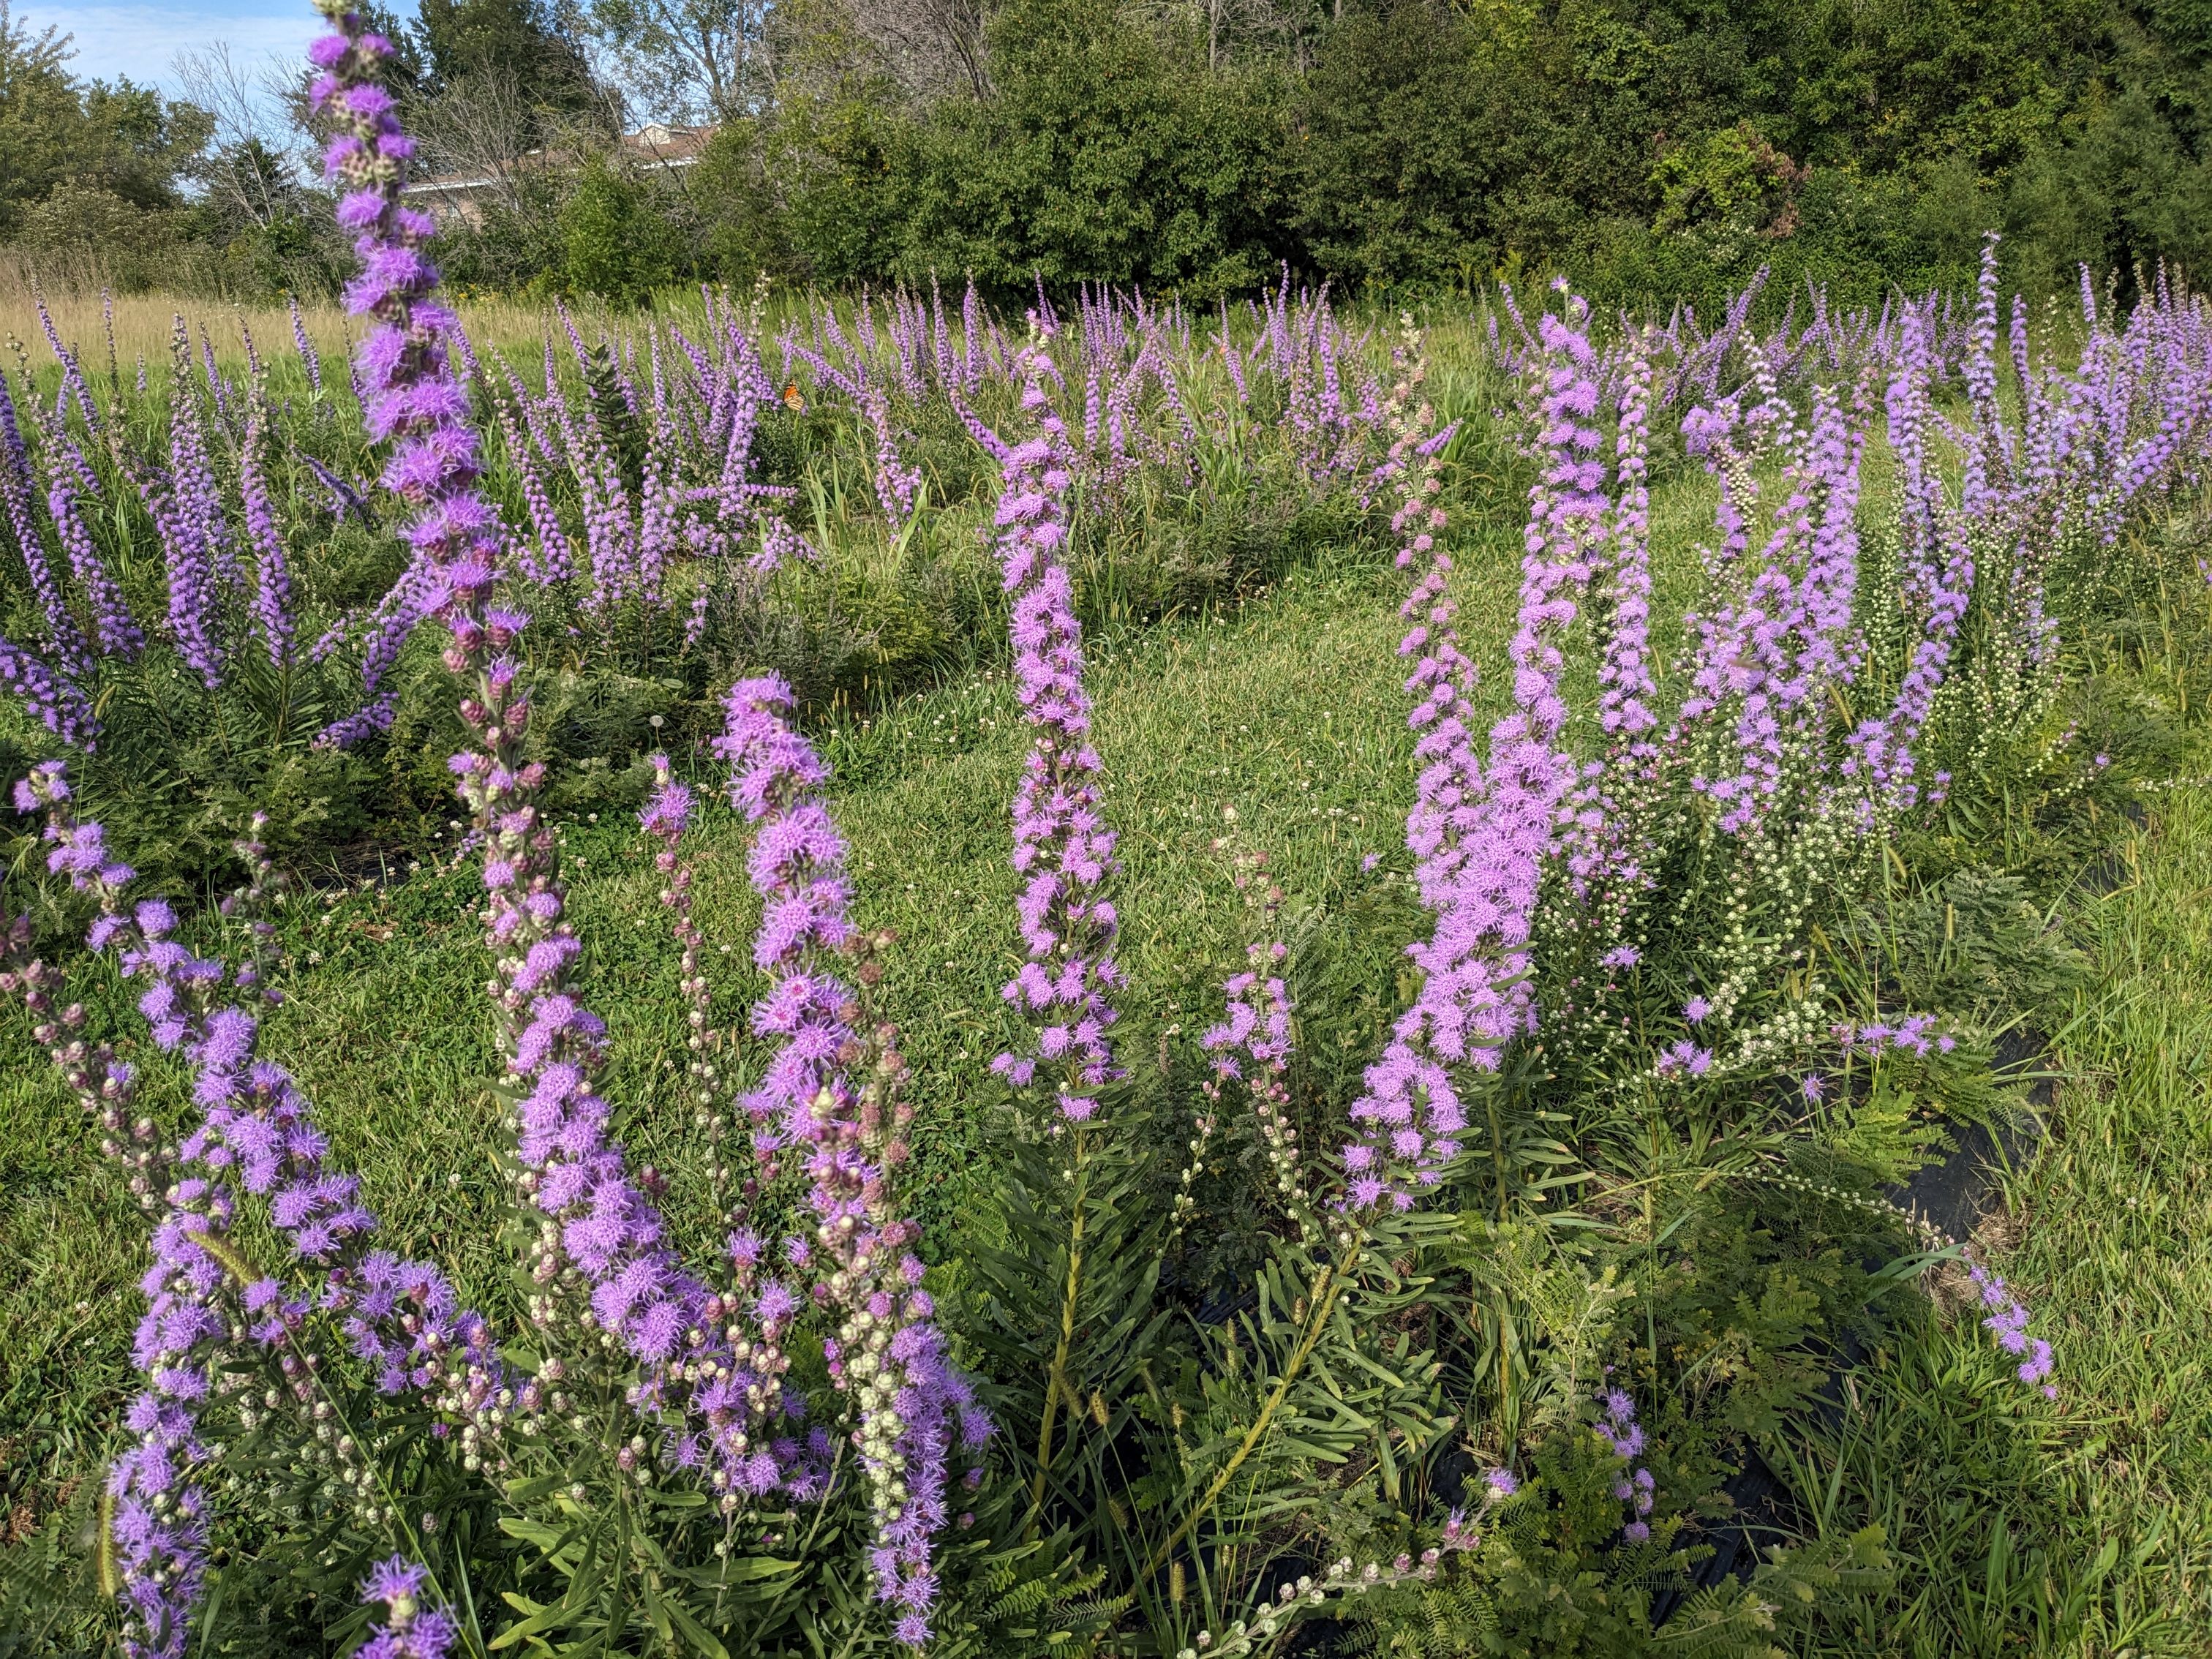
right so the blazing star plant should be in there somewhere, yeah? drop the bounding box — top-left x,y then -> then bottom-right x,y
16,20 -> 2211,1648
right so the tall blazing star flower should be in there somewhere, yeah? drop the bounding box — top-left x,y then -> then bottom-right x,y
240,375 -> 296,666
1348,298 -> 1607,1208
11,776 -> 216,1659
10,366 -> 141,662
1343,328 -> 1476,1206
1562,332 -> 1657,900
308,7 -> 495,637
987,325 -> 1125,1122
717,677 -> 988,1646
1846,308 -> 1973,805
0,633 -> 97,749
10,764 -> 509,1658
309,0 -> 806,1512
147,324 -> 227,692
1682,375 -> 1867,832
0,373 -> 91,683
1594,337 -> 1657,749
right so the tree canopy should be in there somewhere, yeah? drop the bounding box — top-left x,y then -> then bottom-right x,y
7,0 -> 2211,305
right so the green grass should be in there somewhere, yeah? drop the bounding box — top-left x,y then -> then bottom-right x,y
1766,776 -> 2212,1654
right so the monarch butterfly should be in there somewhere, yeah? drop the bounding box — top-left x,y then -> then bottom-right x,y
782,382 -> 804,410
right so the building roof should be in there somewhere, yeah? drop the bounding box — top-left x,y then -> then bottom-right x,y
402,122 -> 718,198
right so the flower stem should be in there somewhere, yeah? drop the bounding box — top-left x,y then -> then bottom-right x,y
1146,1240 -> 1360,1573
1027,1129 -> 1091,1531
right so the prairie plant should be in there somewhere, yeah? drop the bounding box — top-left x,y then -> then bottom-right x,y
13,14 -> 2212,1656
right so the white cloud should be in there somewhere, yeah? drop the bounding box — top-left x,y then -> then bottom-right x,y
12,3 -> 324,96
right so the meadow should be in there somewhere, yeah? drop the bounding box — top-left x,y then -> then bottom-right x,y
4,61 -> 2212,1653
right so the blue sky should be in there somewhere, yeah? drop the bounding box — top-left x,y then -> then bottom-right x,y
15,0 -> 340,95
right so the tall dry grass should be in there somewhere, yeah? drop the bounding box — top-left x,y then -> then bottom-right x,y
0,254 -> 680,380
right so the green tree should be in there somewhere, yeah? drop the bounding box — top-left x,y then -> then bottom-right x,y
778,0 -> 1291,296
561,155 -> 682,301
1286,1 -> 1538,293
415,0 -> 602,118
0,1 -> 211,241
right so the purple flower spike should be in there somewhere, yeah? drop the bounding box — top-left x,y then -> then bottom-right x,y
1843,308 -> 1972,808
715,676 -> 985,1643
988,322 -> 1124,1122
315,0 -> 814,1521
156,318 -> 230,691
0,633 -> 97,750
240,378 -> 296,666
7,769 -> 509,1657
289,295 -> 324,396
1344,304 -> 1607,1208
1342,326 -> 1483,1205
0,370 -> 93,682
309,3 -> 492,648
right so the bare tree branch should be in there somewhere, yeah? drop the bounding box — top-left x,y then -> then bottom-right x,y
566,0 -> 778,123
173,42 -> 315,228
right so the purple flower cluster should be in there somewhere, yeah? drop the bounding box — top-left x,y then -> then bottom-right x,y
1834,1013 -> 1956,1058
1238,271 -> 1388,489
864,383 -> 924,525
772,276 -> 1390,533
290,296 -> 325,398
1597,1387 -> 1656,1542
0,380 -> 91,683
1674,363 -> 1867,832
1844,307 -> 1974,806
1560,334 -> 1662,908
296,0 -> 512,745
1968,1261 -> 2056,1398
473,304 -> 804,643
1494,265 -> 1988,414
159,319 -> 230,691
357,1557 -> 456,1659
1345,301 -> 1614,1208
1200,963 -> 1291,1077
1342,332 -> 1476,1206
10,764 -> 510,1655
488,375 -> 573,586
0,631 -> 97,748
1652,1040 -> 1713,1078
4,366 -> 110,663
780,308 -> 931,524
1595,338 -> 1658,748
455,656 -> 805,1502
1437,1466 -> 1520,1556
309,4 -> 497,639
8,768 -> 210,1659
1200,857 -> 1308,1227
985,327 -> 1125,1123
715,677 -> 854,1146
717,675 -> 986,1644
239,377 -> 296,666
